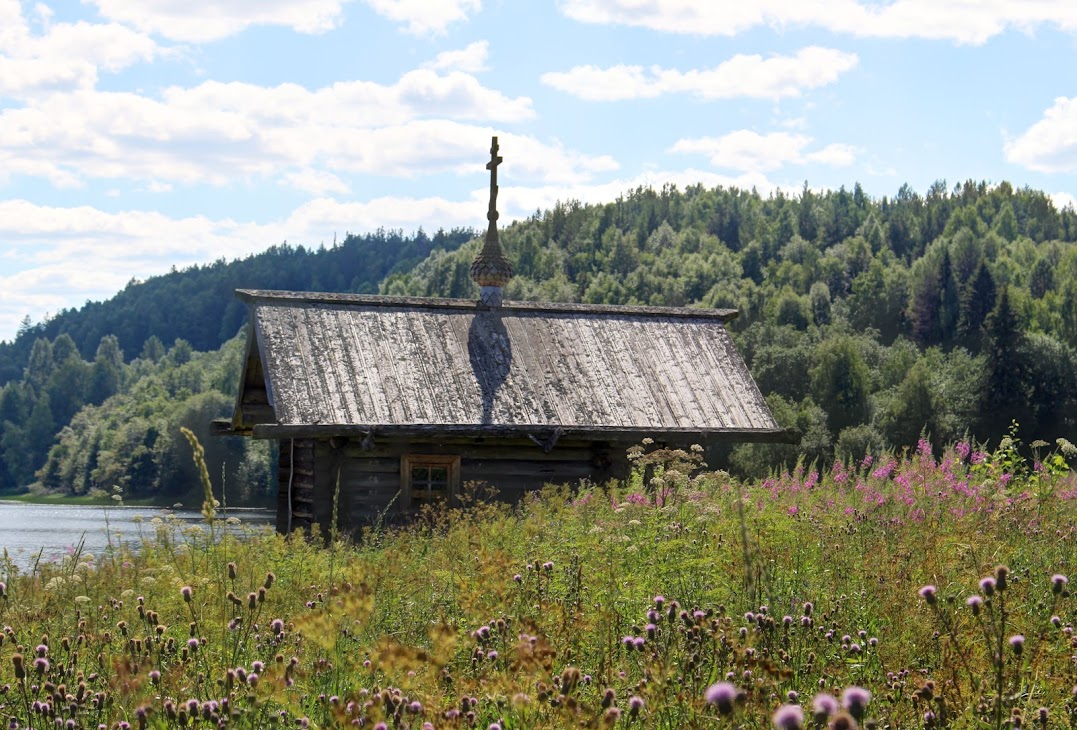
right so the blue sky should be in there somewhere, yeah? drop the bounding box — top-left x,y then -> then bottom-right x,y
1,0 -> 1075,342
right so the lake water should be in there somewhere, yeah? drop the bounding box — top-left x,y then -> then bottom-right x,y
0,501 -> 274,570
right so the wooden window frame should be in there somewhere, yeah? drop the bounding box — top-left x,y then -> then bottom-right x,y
401,454 -> 461,508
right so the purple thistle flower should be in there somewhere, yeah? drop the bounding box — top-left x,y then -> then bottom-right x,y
1009,634 -> 1025,654
979,576 -> 996,596
33,657 -> 48,674
812,693 -> 839,719
918,585 -> 937,604
705,682 -> 739,715
181,586 -> 192,602
966,595 -> 983,614
1052,574 -> 1068,594
628,696 -> 644,714
772,704 -> 804,730
841,687 -> 871,720
654,595 -> 665,608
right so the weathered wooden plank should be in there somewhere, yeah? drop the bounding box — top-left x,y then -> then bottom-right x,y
245,292 -> 780,436
461,459 -> 595,479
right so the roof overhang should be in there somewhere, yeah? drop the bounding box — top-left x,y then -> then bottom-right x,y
248,423 -> 801,445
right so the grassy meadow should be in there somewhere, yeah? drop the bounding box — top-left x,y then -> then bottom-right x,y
0,435 -> 1075,729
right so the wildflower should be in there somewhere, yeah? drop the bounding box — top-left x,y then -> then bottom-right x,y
149,670 -> 160,684
803,601 -> 813,616
271,619 -> 285,634
181,586 -> 192,602
513,574 -> 522,583
33,657 -> 48,674
1051,615 -> 1061,627
979,577 -> 996,596
966,595 -> 983,615
408,701 -> 423,714
1051,574 -> 1068,594
628,696 -> 644,715
812,694 -> 839,722
542,561 -> 554,571
773,704 -> 804,730
705,682 -> 740,715
1009,634 -> 1025,655
841,687 -> 870,721
995,565 -> 1009,591
918,585 -> 937,605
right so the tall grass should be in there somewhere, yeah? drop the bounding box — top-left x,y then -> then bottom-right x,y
0,436 -> 1073,728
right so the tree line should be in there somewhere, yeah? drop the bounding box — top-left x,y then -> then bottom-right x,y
2,179 -> 1076,496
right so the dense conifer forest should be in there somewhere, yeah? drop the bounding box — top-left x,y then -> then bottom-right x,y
3,180 -> 1076,498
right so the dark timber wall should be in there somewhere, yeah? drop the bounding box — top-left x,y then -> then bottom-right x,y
276,436 -> 628,537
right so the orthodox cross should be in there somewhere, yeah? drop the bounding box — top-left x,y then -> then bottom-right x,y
486,136 -> 502,223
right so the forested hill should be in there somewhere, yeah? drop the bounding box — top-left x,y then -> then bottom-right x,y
0,226 -> 474,384
382,180 -> 1077,472
4,179 -> 1077,498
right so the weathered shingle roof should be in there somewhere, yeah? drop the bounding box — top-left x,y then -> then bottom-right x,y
230,289 -> 793,443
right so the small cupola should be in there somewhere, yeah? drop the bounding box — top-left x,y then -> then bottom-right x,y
469,136 -> 514,307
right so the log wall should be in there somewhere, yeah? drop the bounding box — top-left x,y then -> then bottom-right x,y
276,436 -> 630,537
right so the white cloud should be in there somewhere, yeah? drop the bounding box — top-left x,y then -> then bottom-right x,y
807,143 -> 856,167
281,169 -> 351,195
1005,97 -> 1077,174
85,0 -> 349,42
364,0 -> 481,35
542,47 -> 858,101
1052,192 -> 1076,211
0,71 -> 584,188
559,0 -> 1077,44
671,130 -> 856,172
424,40 -> 489,73
0,2 -> 158,97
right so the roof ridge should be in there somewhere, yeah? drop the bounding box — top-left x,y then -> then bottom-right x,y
235,289 -> 738,322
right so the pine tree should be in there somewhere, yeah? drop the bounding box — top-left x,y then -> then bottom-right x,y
981,288 -> 1028,435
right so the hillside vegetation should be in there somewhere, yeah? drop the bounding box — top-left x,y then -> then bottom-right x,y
0,437 -> 1073,727
2,180 -> 1077,497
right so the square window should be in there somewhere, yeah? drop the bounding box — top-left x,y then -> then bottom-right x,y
402,455 -> 460,508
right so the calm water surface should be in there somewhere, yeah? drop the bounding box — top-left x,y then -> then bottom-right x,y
0,501 -> 274,569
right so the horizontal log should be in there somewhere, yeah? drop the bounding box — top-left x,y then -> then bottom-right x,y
252,423 -> 801,445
